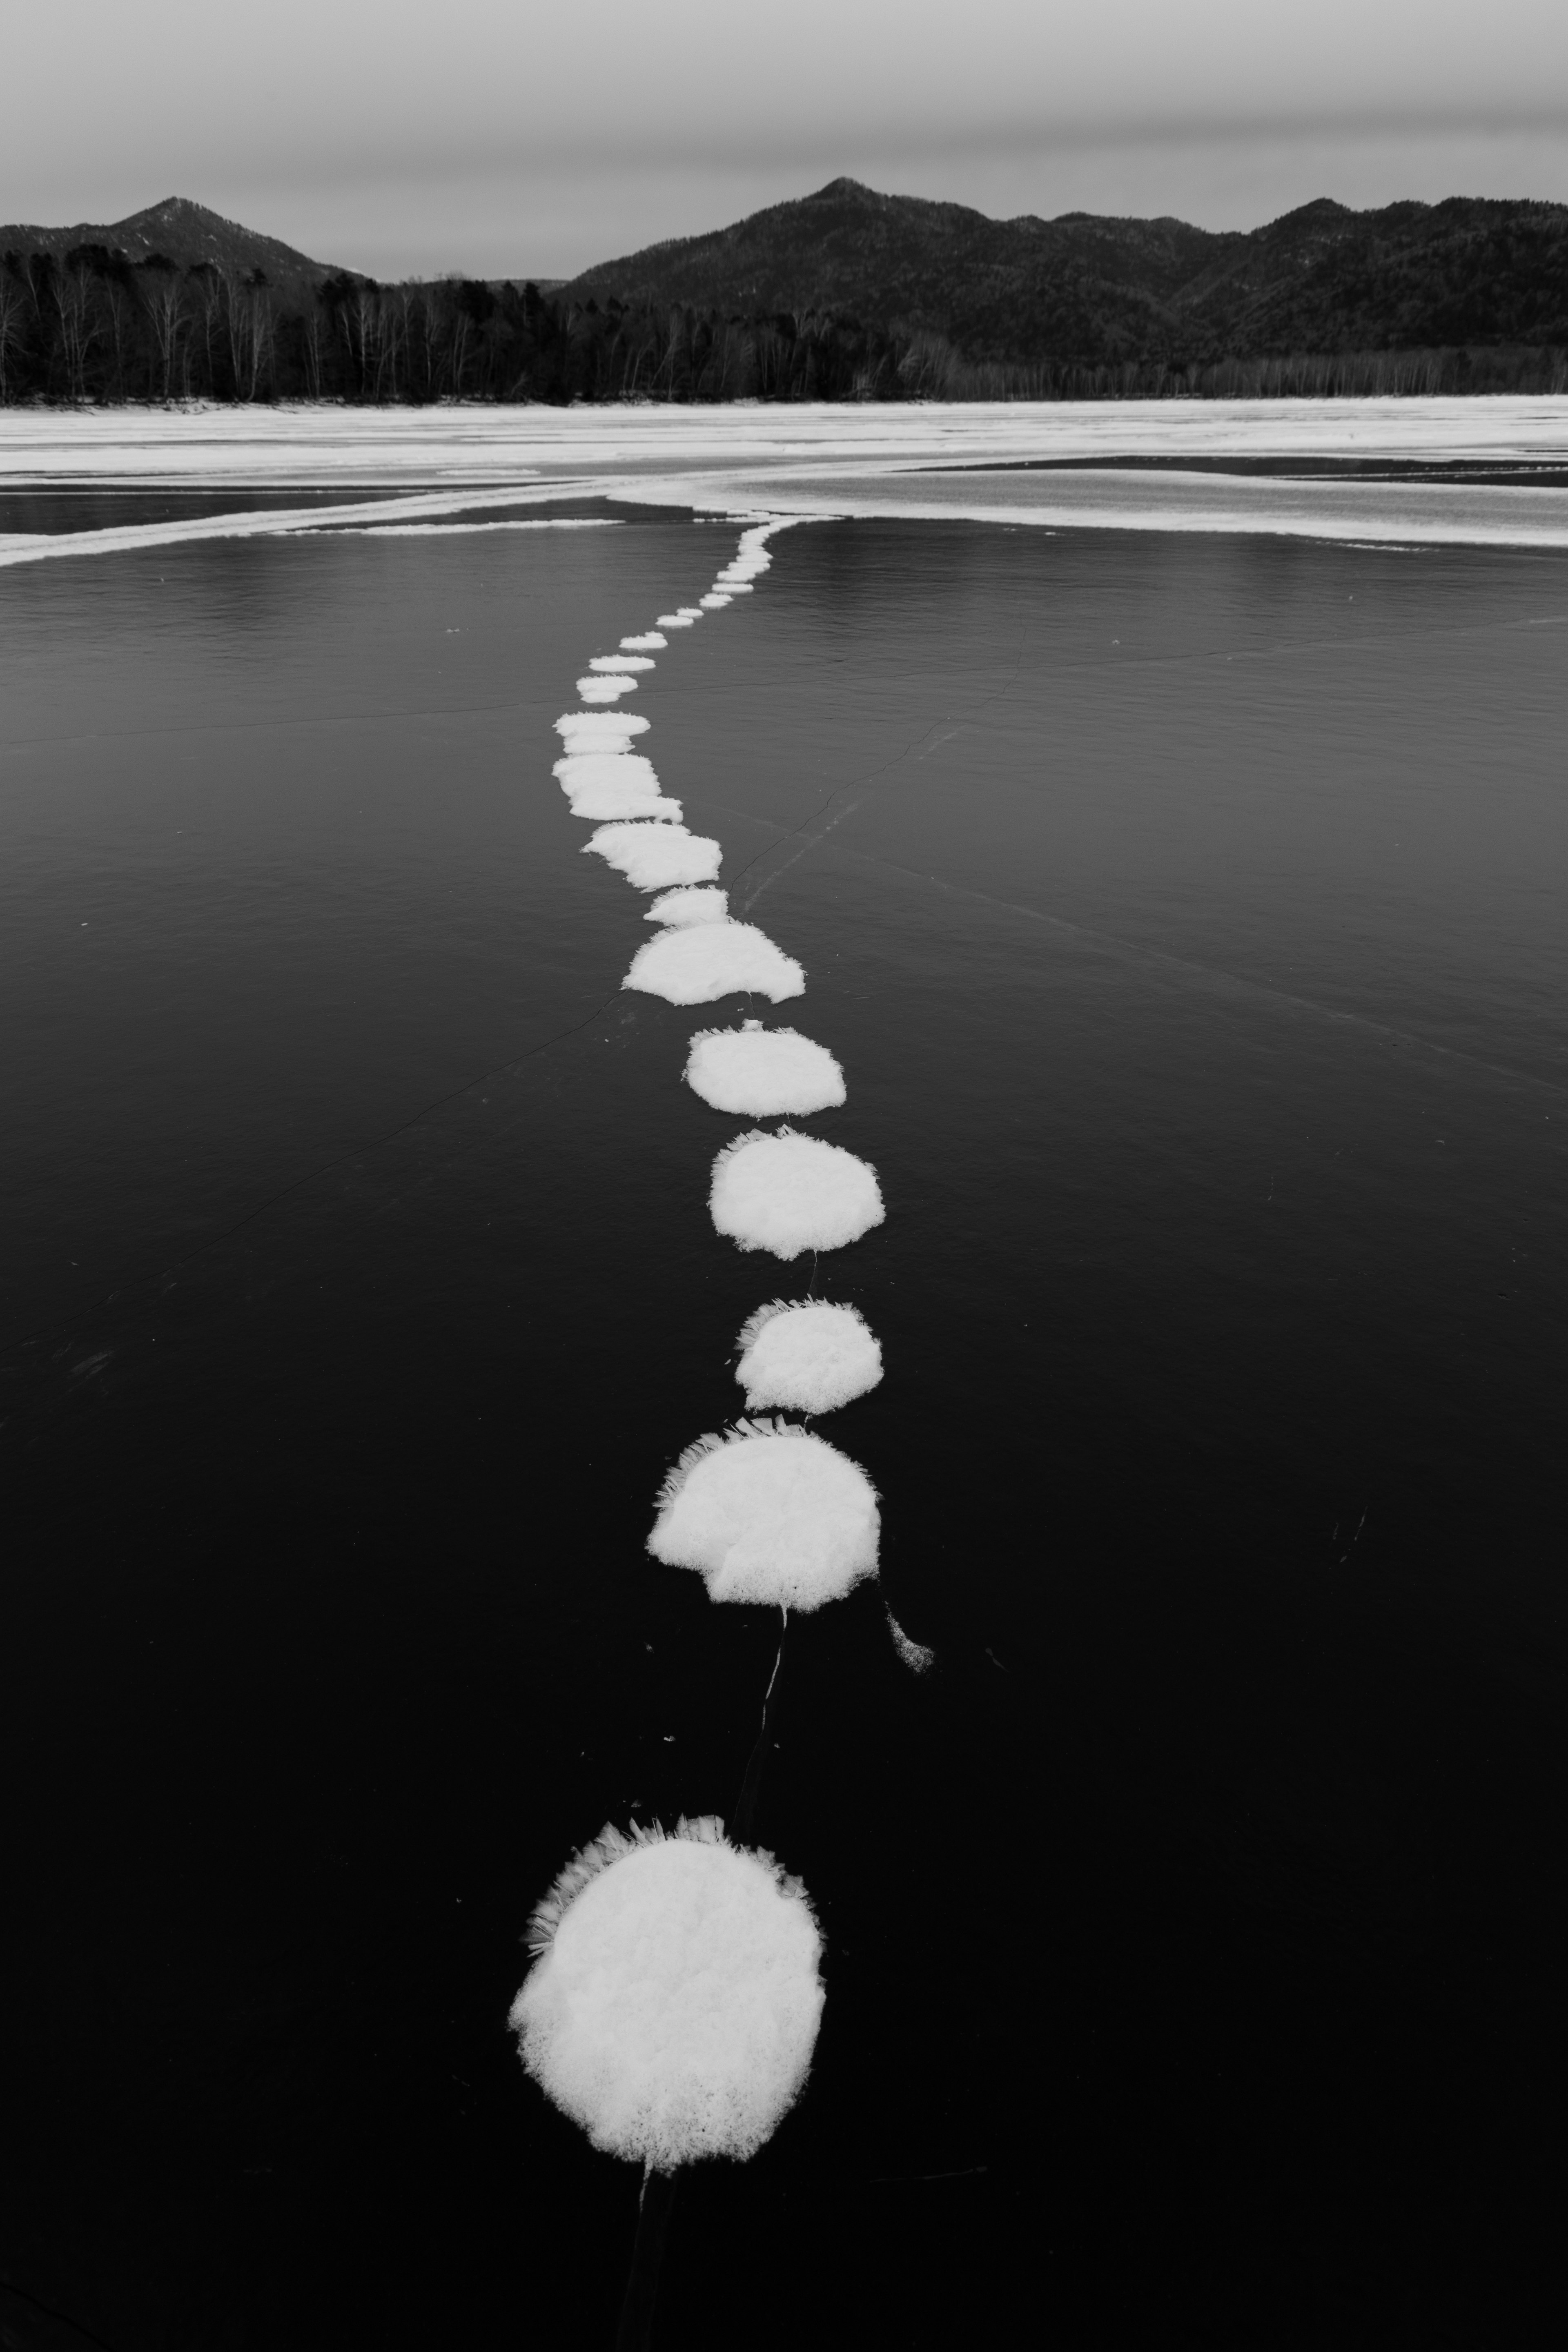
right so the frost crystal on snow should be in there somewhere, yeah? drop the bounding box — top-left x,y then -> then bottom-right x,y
684,1021 -> 845,1116
585,823 -> 723,891
645,886 -> 730,927
709,1129 -> 884,1258
649,1419 -> 880,1610
623,922 -> 805,1005
734,1299 -> 882,1414
511,1817 -> 824,2170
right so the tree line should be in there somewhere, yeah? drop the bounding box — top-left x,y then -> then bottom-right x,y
4,244 -> 1566,405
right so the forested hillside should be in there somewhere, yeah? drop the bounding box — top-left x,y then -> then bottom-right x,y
4,181 -> 1566,405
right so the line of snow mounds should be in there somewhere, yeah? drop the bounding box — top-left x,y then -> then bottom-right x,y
511,1817 -> 823,2169
710,1129 -> 884,1258
646,886 -> 729,927
624,922 -> 805,1005
650,1419 -> 880,1610
555,751 -> 681,822
735,1299 -> 883,1414
586,823 -> 722,891
684,1020 -> 845,1116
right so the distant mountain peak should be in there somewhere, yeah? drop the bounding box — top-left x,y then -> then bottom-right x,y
0,196 -> 343,286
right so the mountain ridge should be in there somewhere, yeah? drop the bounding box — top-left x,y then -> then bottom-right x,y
558,176 -> 1568,370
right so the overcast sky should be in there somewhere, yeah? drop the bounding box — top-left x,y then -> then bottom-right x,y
5,0 -> 1566,278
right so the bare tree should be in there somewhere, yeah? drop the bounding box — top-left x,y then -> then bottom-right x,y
0,267 -> 28,402
55,254 -> 104,401
138,258 -> 185,400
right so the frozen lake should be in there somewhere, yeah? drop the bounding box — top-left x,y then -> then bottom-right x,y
2,416 -> 1566,2347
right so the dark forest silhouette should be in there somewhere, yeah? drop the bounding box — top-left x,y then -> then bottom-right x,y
4,178 -> 1568,405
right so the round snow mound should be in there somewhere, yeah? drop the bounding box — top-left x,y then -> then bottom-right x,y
623,922 -> 804,1005
685,1021 -> 845,1117
650,1421 -> 880,1608
710,1129 -> 884,1258
511,1817 -> 823,2170
735,1299 -> 883,1414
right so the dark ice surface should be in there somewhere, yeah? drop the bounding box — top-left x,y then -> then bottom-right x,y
2,505 -> 1565,2349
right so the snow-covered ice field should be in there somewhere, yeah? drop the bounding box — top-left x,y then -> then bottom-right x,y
3,396 -> 1568,557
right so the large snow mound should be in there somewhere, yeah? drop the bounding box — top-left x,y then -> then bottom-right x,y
586,823 -> 722,890
685,1021 -> 845,1116
649,1420 -> 880,1609
623,922 -> 805,1005
735,1300 -> 883,1414
511,1817 -> 823,2170
710,1129 -> 884,1258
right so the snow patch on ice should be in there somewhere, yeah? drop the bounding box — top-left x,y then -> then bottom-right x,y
553,749 -> 661,792
735,1299 -> 882,1414
624,923 -> 805,1005
684,1021 -> 845,1117
650,1419 -> 880,1610
621,633 -> 667,650
886,1610 -> 935,1675
511,1816 -> 823,2169
555,710 -> 648,742
588,654 -> 654,673
576,673 -> 638,701
646,886 -> 730,927
710,1130 -> 884,1259
586,823 -> 722,891
554,751 -> 677,820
